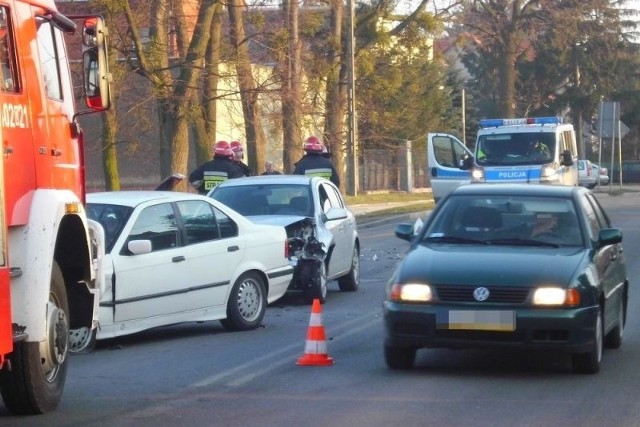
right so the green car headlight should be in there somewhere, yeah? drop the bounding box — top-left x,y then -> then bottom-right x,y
390,283 -> 432,302
533,287 -> 580,306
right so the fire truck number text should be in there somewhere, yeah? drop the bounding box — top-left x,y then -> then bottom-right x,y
1,103 -> 28,129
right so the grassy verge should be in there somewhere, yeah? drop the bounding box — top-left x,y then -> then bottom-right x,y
345,191 -> 435,218
345,191 -> 432,205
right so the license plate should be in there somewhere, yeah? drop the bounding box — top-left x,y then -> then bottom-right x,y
440,310 -> 516,331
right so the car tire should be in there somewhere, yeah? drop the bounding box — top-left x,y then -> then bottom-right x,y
69,327 -> 97,354
384,345 -> 416,370
304,261 -> 327,305
220,272 -> 266,331
338,245 -> 360,292
572,308 -> 603,374
605,296 -> 626,349
0,262 -> 68,414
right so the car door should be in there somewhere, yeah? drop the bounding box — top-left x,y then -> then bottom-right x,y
176,200 -> 242,313
427,133 -> 473,202
111,202 -> 191,322
579,193 -> 626,332
317,182 -> 352,276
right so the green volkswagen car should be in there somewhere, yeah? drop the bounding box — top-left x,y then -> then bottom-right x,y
384,183 -> 628,374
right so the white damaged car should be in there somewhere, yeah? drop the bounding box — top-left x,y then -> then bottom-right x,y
209,175 -> 360,304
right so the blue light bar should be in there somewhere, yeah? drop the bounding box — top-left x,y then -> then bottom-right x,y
478,117 -> 563,128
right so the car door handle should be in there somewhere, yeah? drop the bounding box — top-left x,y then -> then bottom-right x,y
172,256 -> 186,263
227,246 -> 239,252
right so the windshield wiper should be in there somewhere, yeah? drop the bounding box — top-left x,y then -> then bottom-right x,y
484,238 -> 559,248
425,235 -> 488,245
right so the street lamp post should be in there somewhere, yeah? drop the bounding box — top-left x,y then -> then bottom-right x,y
346,0 -> 358,196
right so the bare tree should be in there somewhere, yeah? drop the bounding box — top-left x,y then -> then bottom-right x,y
281,0 -> 304,172
228,0 -> 268,174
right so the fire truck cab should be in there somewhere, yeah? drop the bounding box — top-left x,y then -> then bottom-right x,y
0,0 -> 110,415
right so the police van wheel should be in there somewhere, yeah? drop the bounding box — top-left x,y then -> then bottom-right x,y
0,262 -> 69,414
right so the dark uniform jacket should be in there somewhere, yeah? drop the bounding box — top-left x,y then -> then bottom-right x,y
189,156 -> 244,194
234,161 -> 252,177
293,153 -> 340,187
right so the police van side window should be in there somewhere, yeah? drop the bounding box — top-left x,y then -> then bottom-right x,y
0,7 -> 18,92
433,135 -> 465,168
35,19 -> 63,100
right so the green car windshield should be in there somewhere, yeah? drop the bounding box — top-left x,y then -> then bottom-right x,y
423,195 -> 584,247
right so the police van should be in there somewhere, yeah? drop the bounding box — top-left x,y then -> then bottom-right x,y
427,117 -> 578,202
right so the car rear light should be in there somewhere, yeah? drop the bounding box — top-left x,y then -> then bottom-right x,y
285,240 -> 290,258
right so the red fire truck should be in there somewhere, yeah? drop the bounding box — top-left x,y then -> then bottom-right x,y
0,0 -> 110,415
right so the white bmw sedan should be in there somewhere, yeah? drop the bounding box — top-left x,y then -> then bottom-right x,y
83,191 -> 293,346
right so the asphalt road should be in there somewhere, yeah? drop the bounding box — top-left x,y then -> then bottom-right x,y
2,189 -> 640,426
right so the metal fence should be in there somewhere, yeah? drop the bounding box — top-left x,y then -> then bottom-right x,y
362,144 -> 430,192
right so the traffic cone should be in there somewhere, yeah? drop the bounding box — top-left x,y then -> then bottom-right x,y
297,298 -> 334,366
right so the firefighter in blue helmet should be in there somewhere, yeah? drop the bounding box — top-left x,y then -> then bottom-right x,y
189,140 -> 244,194
293,136 -> 340,187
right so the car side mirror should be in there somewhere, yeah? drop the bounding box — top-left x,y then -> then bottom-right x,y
128,239 -> 152,255
459,154 -> 474,170
561,150 -> 574,166
324,207 -> 348,222
395,223 -> 415,242
597,228 -> 622,249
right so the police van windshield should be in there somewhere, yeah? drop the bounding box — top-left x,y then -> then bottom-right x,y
476,133 -> 555,166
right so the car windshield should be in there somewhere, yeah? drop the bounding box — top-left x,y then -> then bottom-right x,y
476,132 -> 555,166
421,194 -> 583,247
211,184 -> 314,217
87,203 -> 134,253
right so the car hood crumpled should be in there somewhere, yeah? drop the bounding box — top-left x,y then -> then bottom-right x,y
396,245 -> 587,288
247,215 -> 334,252
247,215 -> 308,227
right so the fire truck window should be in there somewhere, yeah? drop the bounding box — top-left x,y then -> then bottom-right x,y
0,7 -> 18,93
35,19 -> 62,100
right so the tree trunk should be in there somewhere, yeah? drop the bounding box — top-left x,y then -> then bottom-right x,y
323,0 -> 345,189
228,0 -> 267,175
281,0 -> 303,172
193,4 -> 224,166
497,31 -> 516,118
168,0 -> 219,189
102,108 -> 120,191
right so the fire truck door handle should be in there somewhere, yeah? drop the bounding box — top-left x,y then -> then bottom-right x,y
51,148 -> 62,157
4,146 -> 13,156
172,256 -> 185,263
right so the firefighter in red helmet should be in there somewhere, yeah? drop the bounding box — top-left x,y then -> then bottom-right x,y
293,136 -> 340,187
188,140 -> 244,194
230,140 -> 252,176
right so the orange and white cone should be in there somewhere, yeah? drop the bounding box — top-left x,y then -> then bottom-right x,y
296,298 -> 334,366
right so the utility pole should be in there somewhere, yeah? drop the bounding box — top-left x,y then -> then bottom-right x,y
346,0 -> 358,196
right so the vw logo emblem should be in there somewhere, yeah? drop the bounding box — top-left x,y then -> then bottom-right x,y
473,287 -> 490,301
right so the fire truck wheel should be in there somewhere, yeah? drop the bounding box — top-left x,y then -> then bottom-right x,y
0,262 -> 69,414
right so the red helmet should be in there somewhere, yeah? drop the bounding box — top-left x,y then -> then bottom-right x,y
230,140 -> 244,153
214,140 -> 233,158
303,136 -> 324,153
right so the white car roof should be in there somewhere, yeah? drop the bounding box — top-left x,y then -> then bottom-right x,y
86,191 -> 212,208
214,175 -> 325,188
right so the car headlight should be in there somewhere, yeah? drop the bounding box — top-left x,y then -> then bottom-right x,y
470,167 -> 485,183
532,287 -> 580,306
389,283 -> 432,302
540,163 -> 560,182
